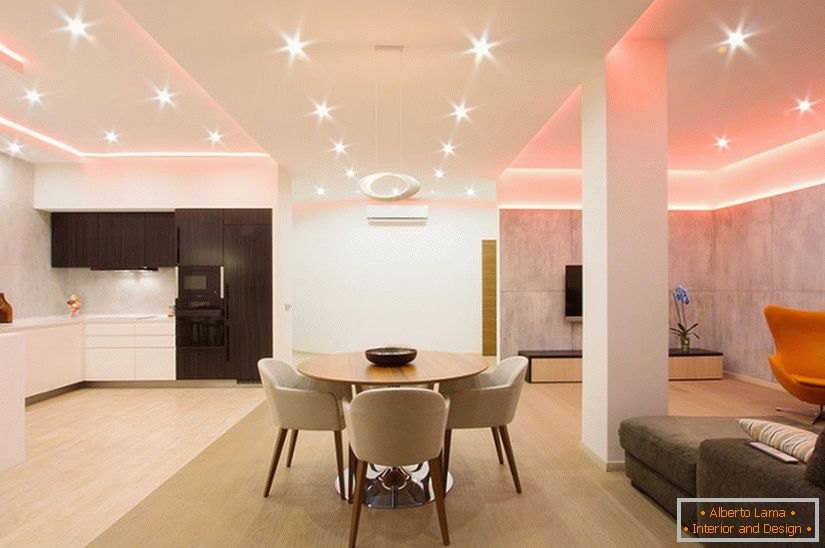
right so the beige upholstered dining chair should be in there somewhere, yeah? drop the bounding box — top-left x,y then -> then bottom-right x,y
439,356 -> 528,494
345,388 -> 451,547
258,358 -> 348,499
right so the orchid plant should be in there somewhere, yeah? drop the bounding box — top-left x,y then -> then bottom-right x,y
670,285 -> 699,352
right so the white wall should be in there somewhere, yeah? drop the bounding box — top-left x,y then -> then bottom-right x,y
34,158 -> 278,210
293,201 -> 498,353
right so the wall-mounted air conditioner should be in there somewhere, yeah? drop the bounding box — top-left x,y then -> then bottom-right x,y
366,205 -> 428,222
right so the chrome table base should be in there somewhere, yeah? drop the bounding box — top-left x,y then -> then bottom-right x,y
335,461 -> 453,509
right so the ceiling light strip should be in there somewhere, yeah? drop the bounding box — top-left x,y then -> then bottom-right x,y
0,114 -> 270,159
0,114 -> 82,156
80,151 -> 270,159
0,41 -> 25,72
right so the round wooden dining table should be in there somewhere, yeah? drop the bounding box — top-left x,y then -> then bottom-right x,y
299,350 -> 487,387
298,351 -> 488,509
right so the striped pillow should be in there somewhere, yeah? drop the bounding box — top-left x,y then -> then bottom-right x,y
738,419 -> 818,463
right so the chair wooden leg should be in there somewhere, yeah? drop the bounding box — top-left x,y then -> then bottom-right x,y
442,429 -> 452,491
348,446 -> 356,503
491,427 -> 504,464
498,425 -> 522,494
334,431 -> 345,501
349,459 -> 368,548
263,428 -> 288,497
428,456 -> 451,546
286,429 -> 299,467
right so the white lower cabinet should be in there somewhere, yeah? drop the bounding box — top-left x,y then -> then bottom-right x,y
45,325 -> 84,390
24,331 -> 46,397
84,321 -> 175,381
21,318 -> 175,396
135,348 -> 175,380
24,324 -> 84,397
85,348 -> 135,380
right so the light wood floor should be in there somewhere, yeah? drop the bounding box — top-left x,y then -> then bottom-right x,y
24,377 -> 792,547
0,387 -> 264,547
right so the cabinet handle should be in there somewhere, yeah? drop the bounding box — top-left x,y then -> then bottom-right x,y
176,227 -> 181,264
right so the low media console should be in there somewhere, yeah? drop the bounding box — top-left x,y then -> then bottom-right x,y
518,348 -> 723,383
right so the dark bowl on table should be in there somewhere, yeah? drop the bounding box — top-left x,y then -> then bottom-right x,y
365,347 -> 417,366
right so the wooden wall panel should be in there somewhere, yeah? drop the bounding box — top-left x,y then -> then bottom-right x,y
482,240 -> 497,356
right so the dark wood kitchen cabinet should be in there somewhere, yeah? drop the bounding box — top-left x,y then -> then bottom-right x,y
51,212 -> 99,267
223,209 -> 272,225
224,223 -> 273,381
96,213 -> 147,269
52,212 -> 176,269
175,208 -> 273,382
144,213 -> 176,267
175,209 -> 224,266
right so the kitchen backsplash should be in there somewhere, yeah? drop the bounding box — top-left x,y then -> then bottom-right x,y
50,268 -> 176,315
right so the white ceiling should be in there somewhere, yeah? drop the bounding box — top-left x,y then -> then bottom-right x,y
113,0 -> 652,202
511,0 -> 825,171
6,1 -> 815,203
0,0 -> 263,161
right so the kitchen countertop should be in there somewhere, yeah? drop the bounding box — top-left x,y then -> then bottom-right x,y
0,314 -> 174,332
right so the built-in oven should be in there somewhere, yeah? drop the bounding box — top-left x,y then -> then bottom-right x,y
175,265 -> 226,349
176,308 -> 226,348
176,265 -> 223,302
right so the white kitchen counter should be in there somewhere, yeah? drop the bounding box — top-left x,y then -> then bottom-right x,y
0,332 -> 26,471
0,314 -> 173,332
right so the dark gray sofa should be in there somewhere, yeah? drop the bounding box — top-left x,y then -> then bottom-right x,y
619,416 -> 824,528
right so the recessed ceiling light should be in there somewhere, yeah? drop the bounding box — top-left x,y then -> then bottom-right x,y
314,186 -> 327,197
332,140 -> 348,155
465,186 -> 477,197
61,12 -> 90,39
312,100 -> 332,122
153,86 -> 175,107
104,130 -> 119,144
441,141 -> 456,156
726,29 -> 747,50
434,168 -> 445,179
715,136 -> 730,149
796,98 -> 814,113
281,32 -> 308,60
6,140 -> 23,155
451,100 -> 472,123
345,168 -> 356,178
207,129 -> 223,144
467,32 -> 496,63
24,88 -> 43,105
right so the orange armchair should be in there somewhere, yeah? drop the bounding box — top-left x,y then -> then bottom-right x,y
764,305 -> 825,423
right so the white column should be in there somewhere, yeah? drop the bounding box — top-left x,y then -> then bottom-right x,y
580,39 -> 669,468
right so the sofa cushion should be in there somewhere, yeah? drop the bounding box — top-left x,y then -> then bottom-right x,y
619,416 -> 748,494
805,429 -> 825,488
738,418 -> 817,462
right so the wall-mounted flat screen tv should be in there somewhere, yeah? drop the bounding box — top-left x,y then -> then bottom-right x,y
565,265 -> 582,320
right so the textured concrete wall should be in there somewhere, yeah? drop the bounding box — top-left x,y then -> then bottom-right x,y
712,184 -> 825,381
500,183 -> 825,382
0,154 -> 57,318
499,209 -> 581,358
